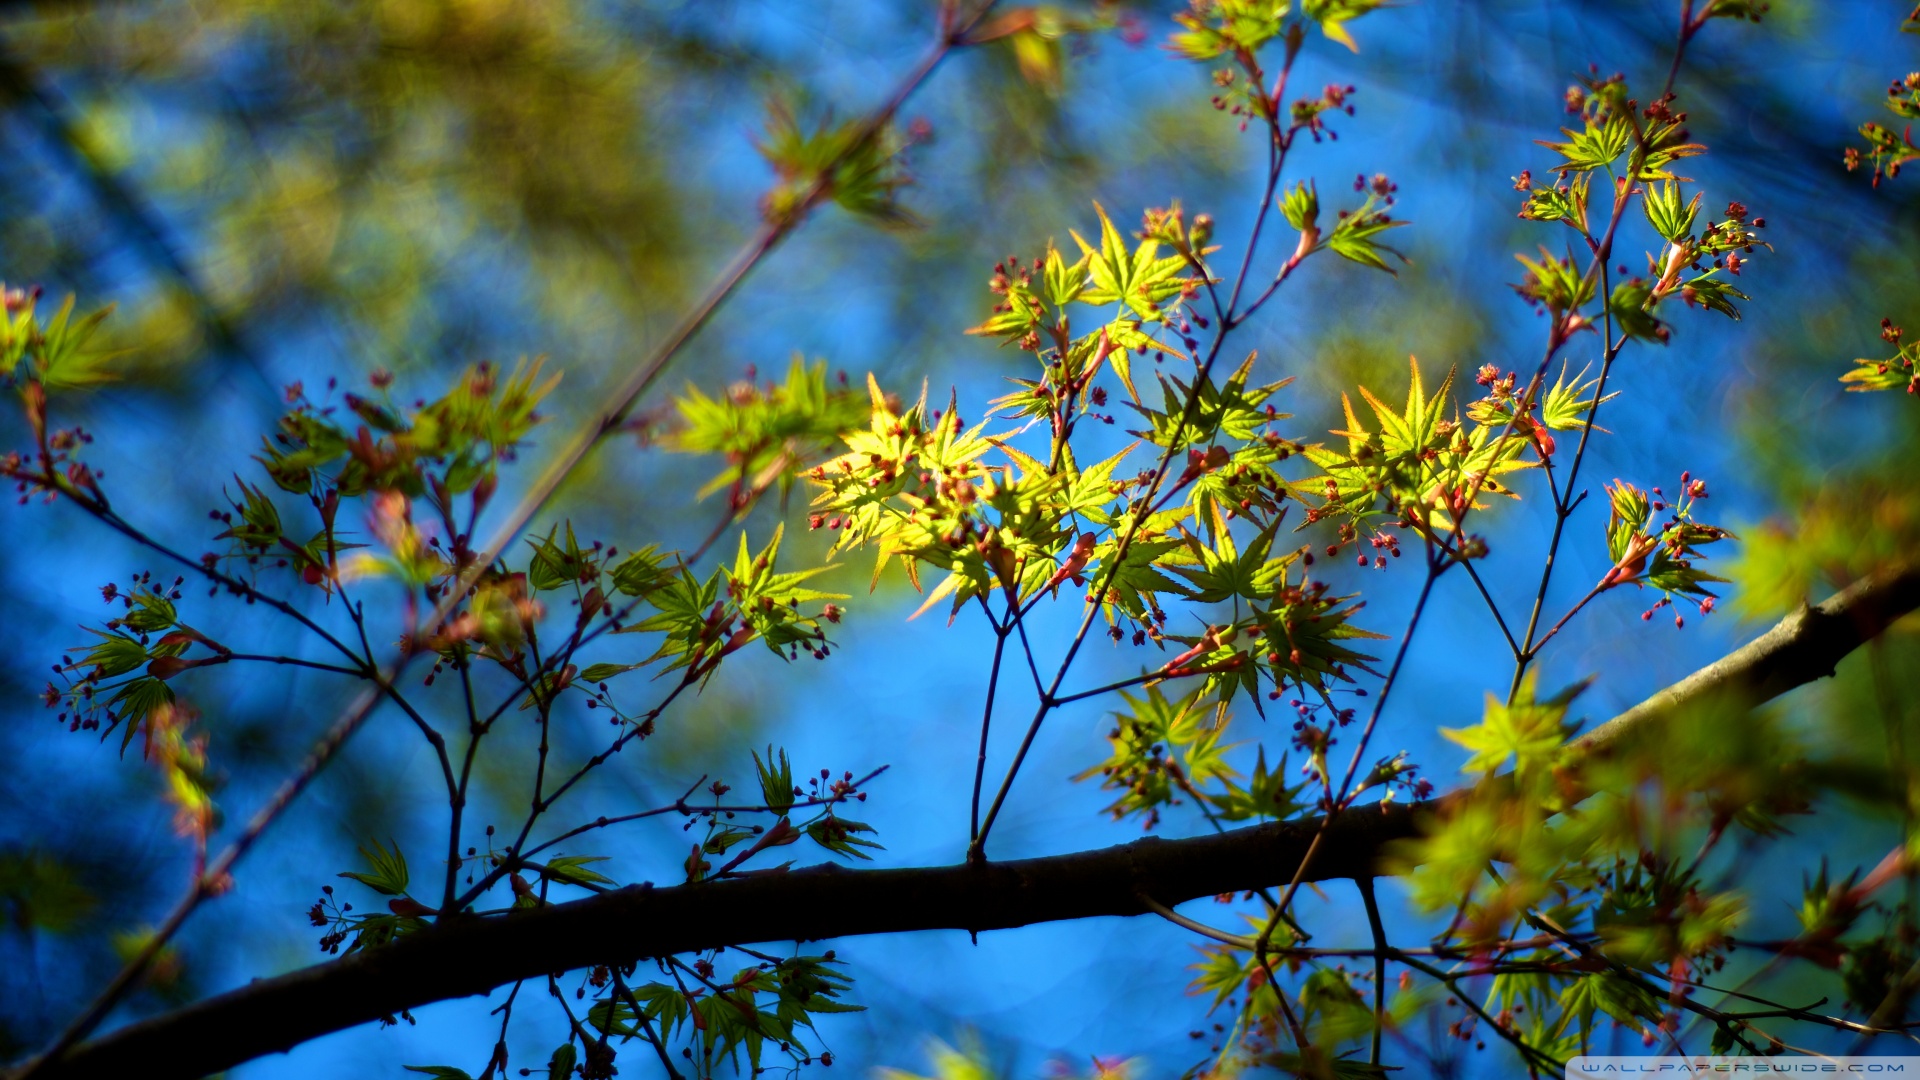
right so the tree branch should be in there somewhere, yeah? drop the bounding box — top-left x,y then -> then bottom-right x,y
24,562 -> 1919,1080
28,805 -> 1417,1080
1577,562 -> 1920,756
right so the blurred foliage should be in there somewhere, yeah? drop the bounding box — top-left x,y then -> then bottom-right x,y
0,849 -> 95,935
878,1031 -> 1139,1080
1732,477 -> 1920,621
5,0 -> 723,363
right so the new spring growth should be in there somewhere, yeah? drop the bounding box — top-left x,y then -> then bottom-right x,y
1048,532 -> 1097,597
1161,624 -> 1241,679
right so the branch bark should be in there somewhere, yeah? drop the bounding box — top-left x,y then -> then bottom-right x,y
1577,562 -> 1920,755
24,563 -> 1919,1080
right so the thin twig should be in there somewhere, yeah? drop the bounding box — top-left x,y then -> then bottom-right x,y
1359,878 -> 1389,1068
969,626 -> 1010,842
970,39 -> 1306,861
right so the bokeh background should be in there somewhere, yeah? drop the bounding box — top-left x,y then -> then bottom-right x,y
2,0 -> 1919,1076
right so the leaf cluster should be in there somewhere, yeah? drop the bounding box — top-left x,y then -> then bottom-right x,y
664,356 -> 870,505
587,954 -> 864,1077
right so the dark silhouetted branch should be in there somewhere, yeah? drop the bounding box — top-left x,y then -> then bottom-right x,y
1578,563 -> 1920,755
22,563 -> 1919,1080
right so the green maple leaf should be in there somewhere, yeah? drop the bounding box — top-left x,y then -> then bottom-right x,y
30,294 -> 122,390
540,855 -> 614,888
623,561 -> 725,676
1349,356 -> 1453,460
1539,112 -> 1631,174
1054,442 -> 1134,526
1208,746 -> 1309,823
1304,0 -> 1387,51
1327,205 -> 1409,274
1040,242 -> 1089,308
1088,536 -> 1187,620
1540,361 -> 1618,432
339,838 -> 411,896
1680,273 -> 1750,320
727,525 -> 847,657
1071,202 -> 1190,322
1168,515 -> 1286,604
1441,672 -> 1587,775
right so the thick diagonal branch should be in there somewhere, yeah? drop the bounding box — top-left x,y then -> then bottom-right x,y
1577,563 -> 1920,754
25,563 -> 1919,1080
